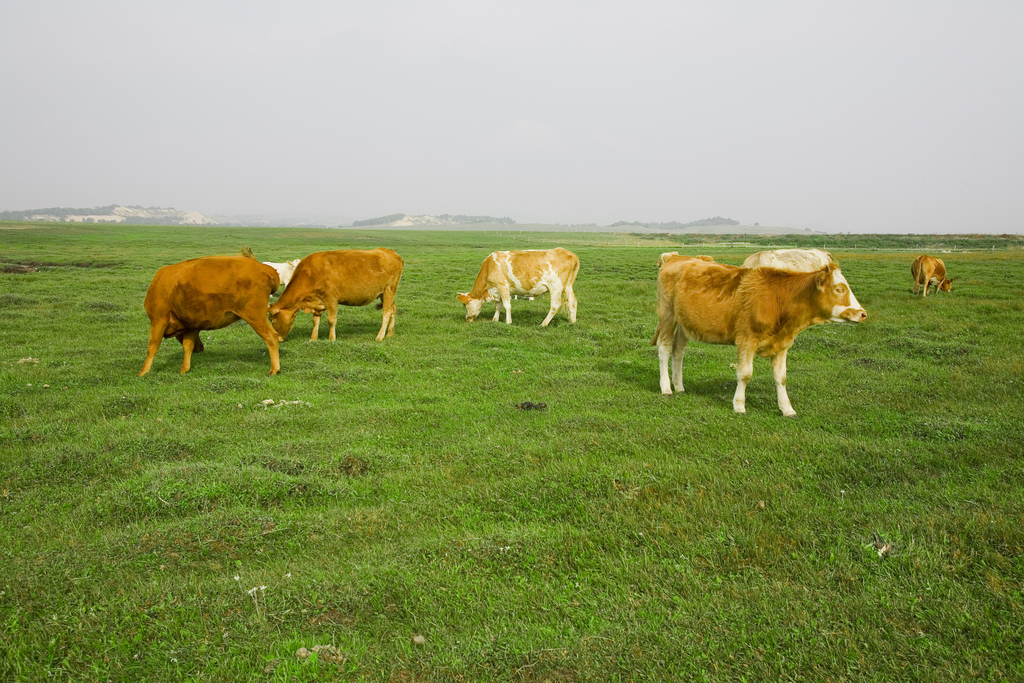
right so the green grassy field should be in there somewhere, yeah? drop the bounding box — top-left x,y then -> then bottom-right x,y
1,224 -> 1022,681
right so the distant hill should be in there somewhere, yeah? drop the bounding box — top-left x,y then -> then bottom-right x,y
349,214 -> 764,232
609,216 -> 741,230
0,204 -> 216,225
352,213 -> 517,227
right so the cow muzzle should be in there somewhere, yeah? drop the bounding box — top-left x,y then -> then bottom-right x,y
840,307 -> 867,323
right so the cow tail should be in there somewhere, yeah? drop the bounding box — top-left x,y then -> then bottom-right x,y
651,318 -> 672,346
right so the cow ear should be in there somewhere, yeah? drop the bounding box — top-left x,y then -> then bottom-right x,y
815,267 -> 832,290
456,293 -> 470,304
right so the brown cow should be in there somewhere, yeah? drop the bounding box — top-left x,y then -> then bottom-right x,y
138,256 -> 282,376
457,248 -> 579,326
268,248 -> 403,341
652,257 -> 867,416
911,255 -> 953,297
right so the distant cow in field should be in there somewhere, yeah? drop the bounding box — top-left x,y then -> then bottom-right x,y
911,255 -> 953,297
658,252 -> 714,268
742,248 -> 835,271
138,256 -> 282,376
457,248 -> 579,326
651,257 -> 866,416
268,248 -> 403,342
263,259 -> 302,288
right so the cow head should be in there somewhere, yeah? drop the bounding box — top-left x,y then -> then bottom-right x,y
816,265 -> 867,323
939,278 -> 953,293
269,298 -> 327,338
268,303 -> 296,340
457,293 -> 484,322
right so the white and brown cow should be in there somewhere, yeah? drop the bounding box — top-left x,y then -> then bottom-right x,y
742,248 -> 835,271
911,255 -> 953,297
457,248 -> 579,326
268,248 -> 403,342
651,256 -> 866,416
262,259 -> 302,288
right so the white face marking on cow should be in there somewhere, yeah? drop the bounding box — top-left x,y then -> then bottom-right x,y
462,296 -> 484,321
828,269 -> 867,322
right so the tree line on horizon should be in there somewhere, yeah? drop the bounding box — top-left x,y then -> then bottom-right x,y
632,231 -> 1024,251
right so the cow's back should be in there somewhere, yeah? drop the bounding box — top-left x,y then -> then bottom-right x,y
145,256 -> 279,320
912,254 -> 943,280
494,248 -> 578,292
658,258 -> 744,344
742,248 -> 834,271
284,248 -> 403,307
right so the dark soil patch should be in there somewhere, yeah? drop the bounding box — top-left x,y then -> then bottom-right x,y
0,258 -> 121,270
340,455 -> 369,477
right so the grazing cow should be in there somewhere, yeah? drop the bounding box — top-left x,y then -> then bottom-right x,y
658,252 -> 714,268
457,248 -> 579,326
742,248 -> 835,271
911,255 -> 953,297
652,257 -> 866,416
268,248 -> 403,342
263,259 -> 302,288
138,256 -> 282,376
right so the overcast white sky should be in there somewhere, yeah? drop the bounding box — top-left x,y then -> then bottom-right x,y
2,1 -> 1022,232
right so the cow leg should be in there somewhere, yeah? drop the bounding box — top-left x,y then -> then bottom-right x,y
656,324 -> 684,395
326,302 -> 339,341
565,283 -> 578,323
670,325 -> 687,394
657,341 -> 673,395
540,284 -> 562,327
733,343 -> 755,414
385,294 -> 397,337
138,321 -> 167,377
238,314 -> 282,375
771,349 -> 796,417
377,286 -> 397,340
179,330 -> 201,374
310,313 -> 321,340
498,286 -> 512,324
